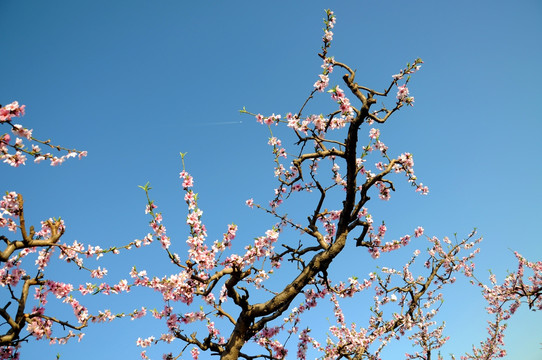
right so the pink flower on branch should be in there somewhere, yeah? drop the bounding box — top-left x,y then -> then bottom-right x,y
369,128 -> 380,140
179,170 -> 194,189
313,74 -> 330,92
1,102 -> 86,167
0,101 -> 25,122
396,84 -> 415,106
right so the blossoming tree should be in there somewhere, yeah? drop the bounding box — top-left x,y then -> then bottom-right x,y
1,9 -> 540,360
0,100 -> 89,358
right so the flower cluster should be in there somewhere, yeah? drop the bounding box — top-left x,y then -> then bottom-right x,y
314,10 -> 336,92
319,10 -> 336,58
0,191 -> 20,231
0,101 -> 26,123
328,85 -> 353,117
0,101 -> 87,167
391,59 -> 423,106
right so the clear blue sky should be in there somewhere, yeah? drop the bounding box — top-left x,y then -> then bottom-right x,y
1,1 -> 541,359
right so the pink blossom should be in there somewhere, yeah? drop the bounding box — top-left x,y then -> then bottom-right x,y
145,203 -> 157,214
0,101 -> 25,122
378,223 -> 387,237
287,114 -> 300,129
1,191 -> 20,216
328,85 -> 344,100
179,171 -> 194,189
49,156 -> 64,166
11,124 -> 33,139
3,151 -> 27,167
262,113 -> 280,125
160,235 -> 171,249
136,336 -> 155,348
268,137 -> 281,146
396,84 -> 409,101
90,267 -> 108,279
369,128 -> 380,139
416,183 -> 429,195
313,74 -> 329,92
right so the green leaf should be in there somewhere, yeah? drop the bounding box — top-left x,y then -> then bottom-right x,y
138,182 -> 151,191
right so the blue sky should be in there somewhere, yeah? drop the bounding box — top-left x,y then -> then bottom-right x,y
1,1 -> 541,359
